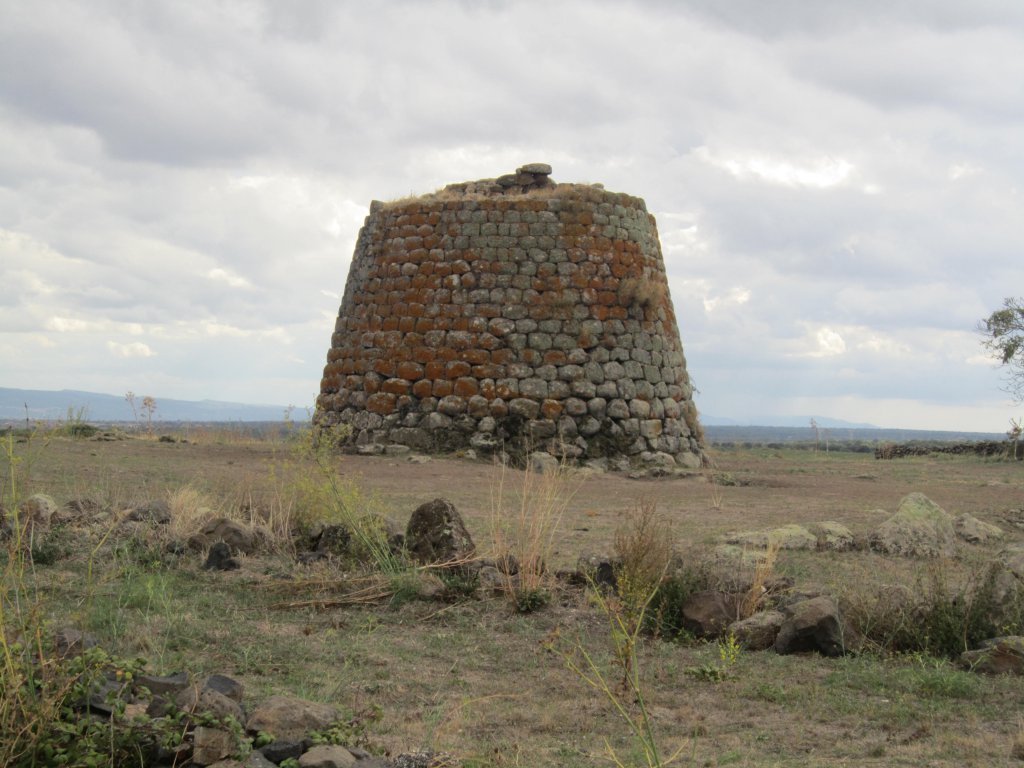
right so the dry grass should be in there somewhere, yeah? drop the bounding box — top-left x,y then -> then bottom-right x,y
613,499 -> 674,622
617,278 -> 667,310
381,181 -> 642,210
488,455 -> 578,610
739,537 -> 781,619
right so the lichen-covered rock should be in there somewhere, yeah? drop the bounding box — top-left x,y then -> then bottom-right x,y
246,696 -> 338,743
189,517 -> 257,554
405,498 -> 476,566
728,610 -> 785,651
126,499 -> 172,524
807,521 -> 856,551
869,493 -> 957,558
14,493 -> 57,534
953,513 -> 1004,544
960,636 -> 1024,675
725,524 -> 817,551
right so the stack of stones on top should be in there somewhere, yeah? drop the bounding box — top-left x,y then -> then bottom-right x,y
316,164 -> 705,469
442,163 -> 557,197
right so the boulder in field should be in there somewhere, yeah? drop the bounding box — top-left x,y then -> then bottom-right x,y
774,596 -> 846,657
869,493 -> 957,558
405,498 -> 476,566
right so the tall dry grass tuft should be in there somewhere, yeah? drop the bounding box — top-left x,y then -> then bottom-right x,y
489,454 -> 578,611
739,537 -> 781,619
614,500 -> 674,626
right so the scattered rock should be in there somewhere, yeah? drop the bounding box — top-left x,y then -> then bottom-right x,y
315,524 -> 353,557
201,674 -> 244,702
53,626 -> 98,658
960,636 -> 1024,675
245,752 -> 279,768
807,521 -> 856,552
394,750 -> 453,768
191,517 -> 257,555
728,610 -> 785,651
576,552 -> 618,588
774,596 -> 846,657
259,740 -> 309,764
138,671 -> 189,697
175,685 -> 244,724
192,725 -> 236,766
126,499 -> 172,524
869,493 -> 957,558
56,497 -> 105,525
681,591 -> 740,638
298,744 -> 357,768
724,524 -> 817,551
15,493 -> 57,534
528,451 -> 560,475
246,695 -> 339,743
405,498 -> 476,566
953,513 -> 1004,544
204,542 -> 240,571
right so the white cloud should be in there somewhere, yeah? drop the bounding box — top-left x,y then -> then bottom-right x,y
694,146 -> 856,189
107,341 -> 155,358
206,268 -> 252,289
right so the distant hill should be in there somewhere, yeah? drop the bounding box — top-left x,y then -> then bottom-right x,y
701,414 -> 877,429
0,387 -> 294,423
703,425 -> 1006,444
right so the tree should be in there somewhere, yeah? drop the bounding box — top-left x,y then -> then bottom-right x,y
980,297 -> 1024,402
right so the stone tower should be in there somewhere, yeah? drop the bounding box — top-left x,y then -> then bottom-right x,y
316,164 -> 704,468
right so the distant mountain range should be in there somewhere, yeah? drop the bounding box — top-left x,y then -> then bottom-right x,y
701,414 -> 877,429
0,387 -> 295,423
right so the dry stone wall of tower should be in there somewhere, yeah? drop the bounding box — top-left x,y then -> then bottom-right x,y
316,164 -> 705,468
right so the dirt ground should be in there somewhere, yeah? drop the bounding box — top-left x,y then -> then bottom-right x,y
14,434 -> 1024,767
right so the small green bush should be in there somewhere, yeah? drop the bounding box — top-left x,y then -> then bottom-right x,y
645,565 -> 707,642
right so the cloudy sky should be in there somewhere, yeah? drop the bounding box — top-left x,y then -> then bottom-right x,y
2,0 -> 1023,431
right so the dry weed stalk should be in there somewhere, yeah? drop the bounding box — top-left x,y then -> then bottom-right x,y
704,470 -> 724,510
739,537 -> 780,619
614,500 -> 674,627
489,454 -> 577,610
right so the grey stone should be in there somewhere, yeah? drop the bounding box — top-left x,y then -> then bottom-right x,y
960,636 -> 1024,675
127,499 -> 171,524
681,591 -> 739,637
954,513 -> 1004,544
774,596 -> 846,657
298,744 -> 357,768
405,498 -> 476,566
529,451 -> 561,475
508,398 -> 540,419
607,399 -> 629,419
728,610 -> 785,651
246,696 -> 339,743
175,686 -> 244,724
192,726 -> 236,766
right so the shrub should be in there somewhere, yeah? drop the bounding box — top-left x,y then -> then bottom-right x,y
842,561 -> 1022,658
614,500 -> 674,627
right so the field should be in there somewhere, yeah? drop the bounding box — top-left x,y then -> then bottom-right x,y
3,428 -> 1024,767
